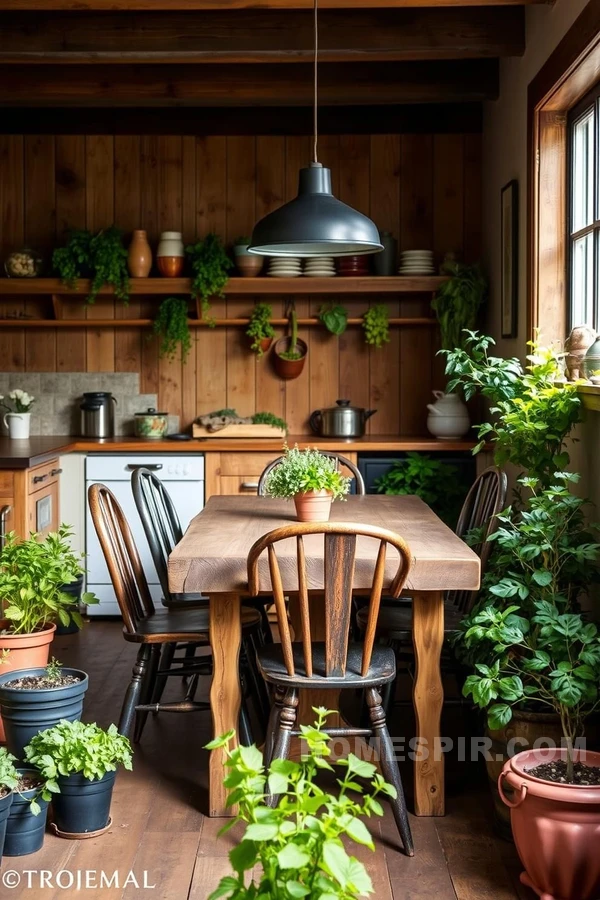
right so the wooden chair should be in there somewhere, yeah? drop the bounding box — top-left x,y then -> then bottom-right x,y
257,452 -> 366,496
247,521 -> 415,856
88,482 -> 264,744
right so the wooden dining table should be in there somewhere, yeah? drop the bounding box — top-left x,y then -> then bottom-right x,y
168,494 -> 480,818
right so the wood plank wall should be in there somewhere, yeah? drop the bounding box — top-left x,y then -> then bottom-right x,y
0,133 -> 481,435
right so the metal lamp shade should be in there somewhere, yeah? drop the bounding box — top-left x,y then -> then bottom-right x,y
248,163 -> 383,258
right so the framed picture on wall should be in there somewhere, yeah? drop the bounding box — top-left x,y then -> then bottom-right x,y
501,180 -> 519,338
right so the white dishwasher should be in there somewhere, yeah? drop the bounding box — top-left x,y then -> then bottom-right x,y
85,454 -> 204,616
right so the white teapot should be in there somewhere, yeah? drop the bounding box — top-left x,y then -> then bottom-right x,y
426,390 -> 470,440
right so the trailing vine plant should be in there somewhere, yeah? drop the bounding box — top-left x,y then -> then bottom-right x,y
246,302 -> 275,357
52,227 -> 129,305
186,233 -> 233,326
152,297 -> 192,362
362,304 -> 389,348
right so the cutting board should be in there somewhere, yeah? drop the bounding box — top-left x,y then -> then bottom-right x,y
192,423 -> 286,439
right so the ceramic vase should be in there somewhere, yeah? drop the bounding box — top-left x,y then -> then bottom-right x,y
157,231 -> 185,277
234,244 -> 263,277
127,230 -> 152,278
426,391 -> 470,440
4,412 -> 31,440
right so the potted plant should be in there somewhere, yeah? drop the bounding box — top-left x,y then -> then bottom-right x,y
374,452 -> 469,527
186,233 -> 233,325
362,304 -> 389,348
24,720 -> 133,838
0,658 -> 89,760
206,708 -> 400,900
233,236 -> 263,277
2,389 -> 35,440
432,261 -> 487,350
152,296 -> 192,362
0,748 -> 18,863
263,445 -> 350,522
52,227 -> 129,305
247,302 -> 275,357
3,765 -> 50,857
273,308 -> 308,379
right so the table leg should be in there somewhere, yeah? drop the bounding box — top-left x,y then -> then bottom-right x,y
412,590 -> 445,816
209,592 -> 241,817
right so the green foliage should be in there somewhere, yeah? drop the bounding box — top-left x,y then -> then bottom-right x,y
187,233 -> 233,326
278,309 -> 305,361
362,305 -> 389,349
153,296 -> 192,362
0,747 -> 18,793
206,708 -> 396,900
374,452 -> 469,527
24,720 -> 133,801
52,227 -> 129,305
432,262 -> 487,350
0,525 -> 98,635
234,236 -> 251,246
264,446 -> 351,501
442,331 -> 582,487
46,658 -> 63,682
319,303 -> 348,336
252,412 -> 288,433
247,303 -> 276,357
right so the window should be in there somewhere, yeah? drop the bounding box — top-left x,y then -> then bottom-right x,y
568,85 -> 600,329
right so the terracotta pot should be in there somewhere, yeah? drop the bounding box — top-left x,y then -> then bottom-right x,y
499,747 -> 600,900
0,621 -> 56,741
273,337 -> 307,380
127,230 -> 152,278
251,336 -> 273,356
156,256 -> 184,277
235,255 -> 263,278
294,490 -> 333,522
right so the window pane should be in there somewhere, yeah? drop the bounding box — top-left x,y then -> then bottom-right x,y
571,232 -> 594,326
572,109 -> 595,233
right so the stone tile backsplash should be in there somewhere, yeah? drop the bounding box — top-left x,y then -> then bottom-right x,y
0,373 -> 179,437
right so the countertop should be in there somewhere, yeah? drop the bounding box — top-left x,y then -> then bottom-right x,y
0,435 -> 479,469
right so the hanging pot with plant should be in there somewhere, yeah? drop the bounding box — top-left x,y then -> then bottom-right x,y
152,296 -> 192,362
52,227 -> 129,305
247,302 -> 275,357
3,767 -> 50,857
262,445 -> 350,522
362,304 -> 389,348
186,233 -> 233,326
432,261 -> 487,350
273,304 -> 308,380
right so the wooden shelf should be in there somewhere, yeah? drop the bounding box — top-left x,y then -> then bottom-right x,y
0,275 -> 446,296
0,317 -> 437,329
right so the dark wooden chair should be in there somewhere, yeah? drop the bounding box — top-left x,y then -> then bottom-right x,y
88,482 -> 264,745
257,452 -> 366,496
247,521 -> 415,856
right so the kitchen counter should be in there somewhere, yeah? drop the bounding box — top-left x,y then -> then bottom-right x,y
0,434 -> 479,469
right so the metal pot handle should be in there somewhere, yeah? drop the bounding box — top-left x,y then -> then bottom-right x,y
309,410 -> 322,434
497,772 -> 528,808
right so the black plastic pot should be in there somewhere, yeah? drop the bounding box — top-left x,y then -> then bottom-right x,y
56,575 -> 83,635
52,771 -> 116,836
0,668 -> 88,760
0,788 -> 14,864
3,769 -> 49,856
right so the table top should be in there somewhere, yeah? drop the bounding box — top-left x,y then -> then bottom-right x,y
168,495 -> 481,596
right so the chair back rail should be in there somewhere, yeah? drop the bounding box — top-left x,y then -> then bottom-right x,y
88,482 -> 155,633
257,452 -> 366,496
131,468 -> 183,603
248,522 -> 412,679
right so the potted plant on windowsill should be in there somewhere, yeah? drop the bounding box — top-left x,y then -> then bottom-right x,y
273,308 -> 307,380
263,446 -> 350,522
24,720 -> 133,838
247,301 -> 275,357
0,748 -> 18,864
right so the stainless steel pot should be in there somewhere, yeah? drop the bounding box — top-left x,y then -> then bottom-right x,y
79,392 -> 117,438
309,399 -> 377,438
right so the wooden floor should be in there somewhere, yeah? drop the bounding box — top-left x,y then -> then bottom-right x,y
4,621 -> 536,900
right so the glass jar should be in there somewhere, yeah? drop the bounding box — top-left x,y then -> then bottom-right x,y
4,249 -> 43,278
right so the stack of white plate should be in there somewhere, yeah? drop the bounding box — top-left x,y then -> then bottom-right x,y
303,257 -> 335,278
398,250 -> 435,276
267,257 -> 302,278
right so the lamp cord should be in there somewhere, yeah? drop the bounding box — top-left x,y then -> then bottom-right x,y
313,0 -> 318,164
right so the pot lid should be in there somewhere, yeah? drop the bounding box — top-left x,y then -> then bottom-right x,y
135,408 -> 168,416
323,399 -> 365,412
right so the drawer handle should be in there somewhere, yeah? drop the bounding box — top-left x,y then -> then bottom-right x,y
126,464 -> 163,472
0,504 -> 11,545
51,468 -> 63,477
33,474 -> 48,484
240,481 -> 259,491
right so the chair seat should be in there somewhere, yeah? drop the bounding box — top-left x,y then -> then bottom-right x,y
257,642 -> 396,687
356,599 -> 464,639
127,606 -> 262,643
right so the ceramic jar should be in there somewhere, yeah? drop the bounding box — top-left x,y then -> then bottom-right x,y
127,230 -> 152,278
3,413 -> 31,440
426,390 -> 470,440
134,408 -> 169,440
373,231 -> 397,276
157,232 -> 185,277
233,243 -> 263,278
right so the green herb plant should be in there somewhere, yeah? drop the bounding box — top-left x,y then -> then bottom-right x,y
247,303 -> 275,357
319,303 -> 348,336
278,309 -> 306,362
0,525 -> 98,635
251,412 -> 288,432
0,747 -> 18,795
186,234 -> 233,326
362,305 -> 389,349
206,708 -> 397,900
374,452 -> 469,527
46,658 -> 63,682
264,446 -> 351,501
153,297 -> 192,362
432,262 -> 487,350
52,227 -> 129,305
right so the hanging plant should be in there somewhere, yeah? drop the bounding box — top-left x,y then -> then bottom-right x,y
362,304 -> 389,348
186,233 -> 233,327
152,297 -> 192,362
432,261 -> 487,350
319,303 -> 348,336
273,306 -> 308,380
246,302 -> 275,357
52,227 -> 129,305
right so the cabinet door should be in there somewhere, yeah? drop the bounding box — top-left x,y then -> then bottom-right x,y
0,497 -> 15,545
28,479 -> 59,538
219,476 -> 262,496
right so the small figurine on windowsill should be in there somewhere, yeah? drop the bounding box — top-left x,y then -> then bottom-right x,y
564,325 -> 597,381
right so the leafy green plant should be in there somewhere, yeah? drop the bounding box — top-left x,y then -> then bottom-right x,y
319,303 -> 348,336
247,302 -> 275,357
152,296 -> 192,362
52,227 -> 129,305
374,452 -> 469,527
252,412 -> 288,432
362,305 -> 389,349
186,233 -> 233,326
278,309 -> 306,361
0,525 -> 98,635
432,262 -> 487,350
0,747 -> 18,794
46,658 -> 63,682
24,720 -> 133,801
264,446 -> 351,501
206,708 -> 397,900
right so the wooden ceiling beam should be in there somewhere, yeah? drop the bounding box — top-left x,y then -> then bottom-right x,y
0,9 -> 524,64
0,1 -> 551,9
0,61 -> 499,106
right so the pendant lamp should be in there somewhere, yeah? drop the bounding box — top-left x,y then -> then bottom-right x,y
248,0 -> 383,258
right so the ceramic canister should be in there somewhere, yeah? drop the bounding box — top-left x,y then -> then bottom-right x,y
157,231 -> 185,277
127,230 -> 152,278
